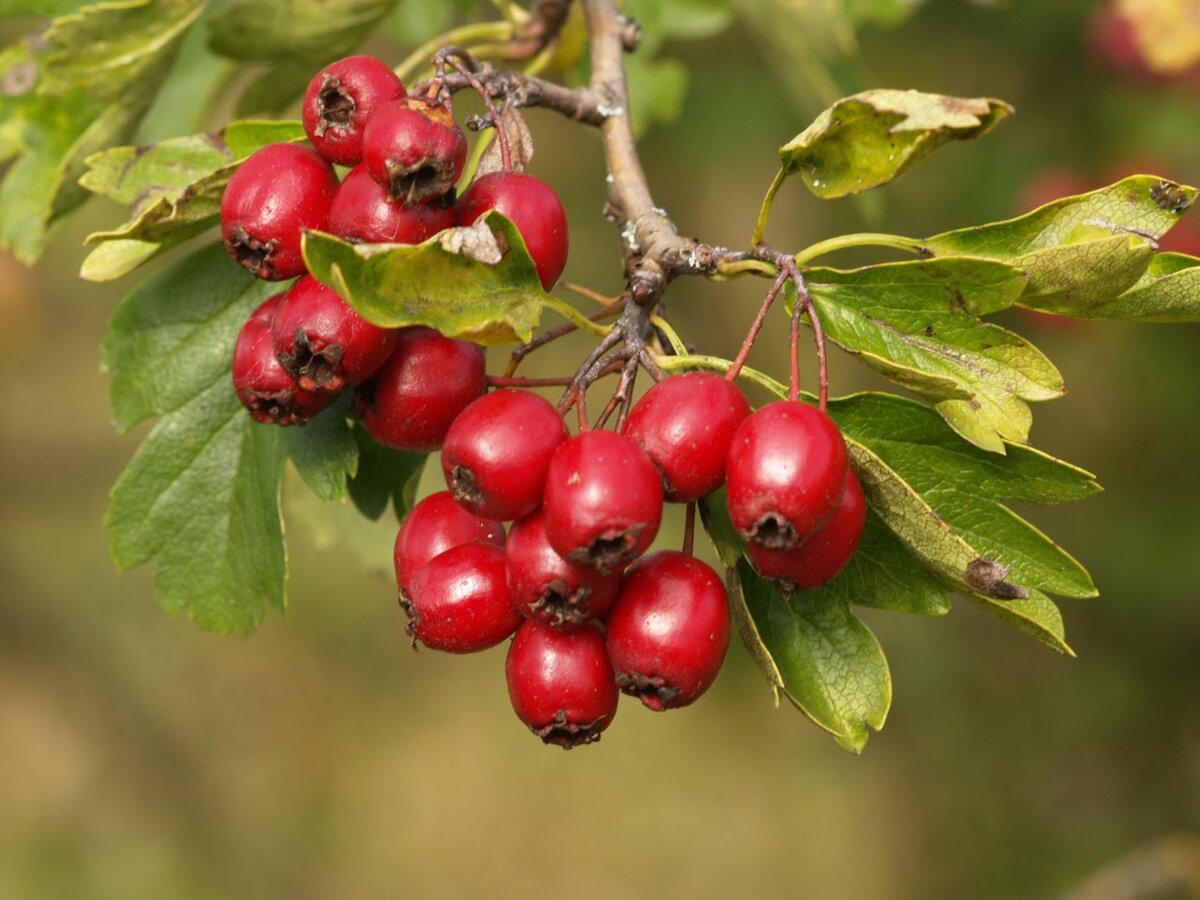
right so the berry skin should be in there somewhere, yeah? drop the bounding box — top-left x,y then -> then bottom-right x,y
606,550 -> 731,711
506,620 -> 618,749
746,468 -> 867,590
232,294 -> 334,425
302,55 -> 406,166
506,510 -> 623,629
271,275 -> 399,392
327,164 -> 456,244
356,326 -> 486,452
362,97 -> 467,203
401,543 -> 521,653
220,142 -> 338,280
725,401 -> 850,550
393,491 -> 505,597
440,389 -> 569,521
624,371 -> 751,502
456,171 -> 569,291
542,430 -> 664,574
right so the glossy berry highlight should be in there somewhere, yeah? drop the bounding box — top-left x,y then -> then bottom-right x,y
302,55 -> 406,166
327,164 -> 456,244
401,543 -> 521,653
362,97 -> 467,203
393,491 -> 505,597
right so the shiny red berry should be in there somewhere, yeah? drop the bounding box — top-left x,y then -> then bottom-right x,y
440,389 -> 569,521
356,326 -> 486,452
220,143 -> 338,280
302,55 -> 406,166
506,510 -> 623,629
606,550 -> 731,711
401,543 -> 521,653
747,468 -> 867,590
725,401 -> 850,550
506,620 -> 618,749
231,294 -> 334,425
542,430 -> 663,573
271,275 -> 398,392
327,164 -> 456,244
393,491 -> 505,597
362,97 -> 467,203
624,371 -> 750,502
456,171 -> 569,290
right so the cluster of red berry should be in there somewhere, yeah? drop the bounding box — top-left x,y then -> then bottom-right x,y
220,54 -> 867,749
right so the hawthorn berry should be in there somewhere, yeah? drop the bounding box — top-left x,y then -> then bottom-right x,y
271,275 -> 399,392
231,294 -> 334,426
401,543 -> 521,653
302,55 -> 406,166
356,326 -> 486,452
362,97 -> 467,203
506,620 -> 618,748
725,401 -> 850,550
606,550 -> 731,711
440,389 -> 569,521
456,171 -> 569,290
542,430 -> 663,573
220,142 -> 338,280
326,164 -> 456,244
624,371 -> 750,502
506,510 -> 623,629
746,468 -> 867,590
393,490 -> 505,597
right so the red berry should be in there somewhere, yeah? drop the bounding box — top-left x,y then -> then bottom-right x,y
356,326 -> 486,452
606,550 -> 731,711
327,164 -> 456,244
231,294 -> 334,425
725,401 -> 849,550
393,491 -> 505,596
746,468 -> 867,590
440,389 -> 569,521
302,55 -> 406,166
456,171 -> 569,291
401,543 -> 521,653
220,142 -> 338,280
506,510 -> 623,629
624,371 -> 750,502
362,97 -> 467,203
271,275 -> 399,392
542,430 -> 663,573
506,620 -> 618,748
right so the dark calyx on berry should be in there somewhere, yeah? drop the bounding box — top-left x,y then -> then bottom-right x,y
362,97 -> 467,203
327,165 -> 456,245
303,55 -> 406,167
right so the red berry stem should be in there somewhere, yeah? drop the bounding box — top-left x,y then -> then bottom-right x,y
725,269 -> 788,384
789,281 -> 803,404
486,374 -> 575,387
439,50 -> 513,174
786,264 -> 829,411
683,501 -> 696,557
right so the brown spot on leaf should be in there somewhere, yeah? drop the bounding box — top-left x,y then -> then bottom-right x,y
964,557 -> 1028,600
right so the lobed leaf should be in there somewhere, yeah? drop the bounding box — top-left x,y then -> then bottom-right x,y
281,396 -> 358,503
346,425 -> 426,522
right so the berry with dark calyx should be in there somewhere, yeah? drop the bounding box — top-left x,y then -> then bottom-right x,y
725,400 -> 850,550
441,389 -> 569,521
271,275 -> 398,392
542,430 -> 663,574
362,97 -> 467,203
220,143 -> 338,281
327,164 -> 456,244
746,468 -> 867,590
506,510 -> 623,629
606,550 -> 731,711
456,171 -> 569,291
232,294 -> 334,426
401,543 -> 521,653
356,326 -> 486,452
624,371 -> 750,502
506,620 -> 618,749
302,55 -> 406,167
393,491 -> 505,597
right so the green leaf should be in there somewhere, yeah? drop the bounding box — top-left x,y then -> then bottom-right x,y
346,425 -> 426,522
925,176 -> 1198,315
103,244 -> 287,634
302,211 -> 551,345
281,396 -> 358,502
778,89 -> 1012,199
1061,251 -> 1200,322
796,256 -> 1062,452
731,559 -> 891,753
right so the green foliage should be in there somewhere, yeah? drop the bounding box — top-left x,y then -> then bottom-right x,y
282,396 -> 359,502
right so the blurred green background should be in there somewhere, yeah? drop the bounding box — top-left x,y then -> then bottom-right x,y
2,1 -> 1199,897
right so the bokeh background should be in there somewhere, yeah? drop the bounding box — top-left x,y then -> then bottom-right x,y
2,0 -> 1199,897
